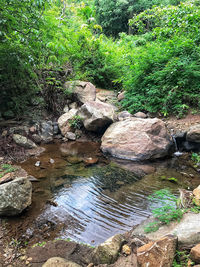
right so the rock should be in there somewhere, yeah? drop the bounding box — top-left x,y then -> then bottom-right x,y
49,158 -> 55,164
133,112 -> 147,119
132,212 -> 200,248
83,157 -> 98,166
117,91 -> 125,101
58,109 -> 78,136
35,161 -> 41,167
137,235 -> 177,267
40,121 -> 54,143
69,102 -> 78,110
63,105 -> 69,113
78,101 -> 116,132
13,134 -> 37,149
191,244 -> 200,263
193,186 -> 200,206
112,254 -> 138,267
53,122 -> 59,135
117,111 -> 132,121
66,132 -> 76,141
101,118 -> 172,161
29,126 -> 36,133
42,257 -> 81,267
9,125 -> 29,135
122,245 -> 131,256
0,173 -> 13,185
92,234 -> 125,264
64,81 -> 96,104
32,134 -> 42,144
0,177 -> 32,216
187,124 -> 200,143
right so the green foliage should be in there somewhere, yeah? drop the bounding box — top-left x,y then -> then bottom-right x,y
173,250 -> 193,267
120,1 -> 200,116
95,0 -> 182,37
68,115 -> 83,129
191,152 -> 200,166
0,164 -> 16,178
144,189 -> 184,233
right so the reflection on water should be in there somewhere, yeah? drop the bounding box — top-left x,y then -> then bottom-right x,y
3,142 -> 200,246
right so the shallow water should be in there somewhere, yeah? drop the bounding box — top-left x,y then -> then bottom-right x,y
2,142 -> 200,246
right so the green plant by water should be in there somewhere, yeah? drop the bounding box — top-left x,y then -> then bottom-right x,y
0,164 -> 16,178
68,115 -> 83,130
191,152 -> 200,167
144,189 -> 184,233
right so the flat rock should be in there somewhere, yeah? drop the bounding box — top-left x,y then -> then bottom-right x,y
132,212 -> 200,249
13,134 -> 37,149
0,177 -> 32,216
101,118 -> 172,161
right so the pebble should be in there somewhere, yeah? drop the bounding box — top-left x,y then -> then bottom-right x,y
122,244 -> 131,256
35,161 -> 40,167
49,158 -> 55,164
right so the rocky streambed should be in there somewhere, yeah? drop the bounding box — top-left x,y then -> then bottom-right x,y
0,140 -> 200,266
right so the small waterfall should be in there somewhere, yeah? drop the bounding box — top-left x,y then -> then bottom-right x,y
171,130 -> 183,157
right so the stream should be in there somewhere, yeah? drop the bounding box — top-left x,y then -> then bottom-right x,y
1,141 -> 200,247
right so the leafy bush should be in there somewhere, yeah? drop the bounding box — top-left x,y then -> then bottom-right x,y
120,1 -> 200,116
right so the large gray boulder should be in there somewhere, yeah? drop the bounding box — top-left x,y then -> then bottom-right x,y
78,100 -> 116,132
132,212 -> 200,248
101,118 -> 172,161
13,134 -> 37,149
58,109 -> 78,136
64,80 -> 96,104
0,177 -> 32,216
186,124 -> 200,143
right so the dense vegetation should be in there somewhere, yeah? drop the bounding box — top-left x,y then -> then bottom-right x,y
1,0 -> 200,118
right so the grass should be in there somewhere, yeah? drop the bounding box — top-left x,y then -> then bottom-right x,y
0,164 -> 16,178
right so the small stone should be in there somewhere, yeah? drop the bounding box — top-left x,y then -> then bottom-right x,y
133,112 -> 147,118
63,105 -> 69,113
191,243 -> 200,263
83,157 -> 98,166
2,130 -> 8,137
49,158 -> 55,164
66,132 -> 76,141
35,161 -> 41,167
87,264 -> 94,267
122,244 -> 131,256
29,126 -> 36,133
193,185 -> 200,206
117,91 -> 125,101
